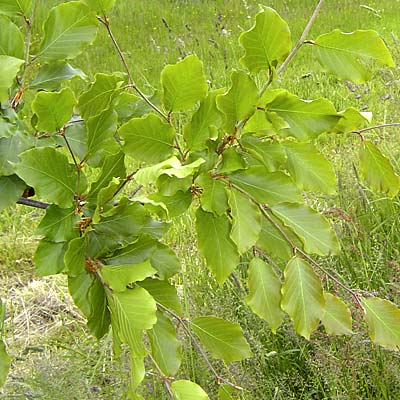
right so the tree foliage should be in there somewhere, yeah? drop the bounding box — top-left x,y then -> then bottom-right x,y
0,1 -> 399,397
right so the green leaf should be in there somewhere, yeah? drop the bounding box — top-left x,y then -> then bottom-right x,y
321,293 -> 352,336
101,260 -> 157,292
216,70 -> 258,132
129,356 -> 145,398
246,258 -> 284,333
281,256 -> 325,339
148,190 -> 192,219
37,2 -> 98,61
171,380 -> 210,400
239,6 -> 291,74
219,147 -> 247,174
78,73 -> 123,120
359,140 -> 400,198
0,175 -> 25,210
183,89 -> 224,151
240,136 -> 286,172
283,142 -> 336,194
0,0 -> 31,16
0,15 -> 24,58
196,173 -> 228,216
227,188 -> 261,254
0,340 -> 10,388
362,297 -> 400,350
148,312 -> 182,376
195,209 -> 239,285
272,203 -> 340,256
83,0 -> 115,13
110,286 -> 157,331
138,278 -> 182,315
32,87 -> 76,132
68,271 -> 93,317
0,132 -> 33,175
34,240 -> 68,276
36,205 -> 79,242
313,29 -> 395,84
161,54 -> 208,112
16,148 -> 83,208
64,236 -> 88,277
120,113 -> 176,163
228,166 -> 302,205
30,61 -> 87,91
0,55 -> 24,102
150,243 -> 181,280
218,385 -> 236,400
87,278 -> 111,339
85,108 -> 119,166
264,90 -> 340,140
333,107 -> 371,134
191,316 -> 252,362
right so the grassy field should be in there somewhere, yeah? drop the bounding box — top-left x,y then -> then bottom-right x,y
1,0 -> 400,398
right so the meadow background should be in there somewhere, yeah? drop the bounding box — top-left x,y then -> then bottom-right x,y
1,0 -> 400,398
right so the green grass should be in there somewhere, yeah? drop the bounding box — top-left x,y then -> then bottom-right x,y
1,0 -> 400,398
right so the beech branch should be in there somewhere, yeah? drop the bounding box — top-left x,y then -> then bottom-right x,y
17,198 -> 50,209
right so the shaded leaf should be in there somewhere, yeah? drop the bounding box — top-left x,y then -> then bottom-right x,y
246,258 -> 284,332
150,243 -> 181,279
195,209 -> 239,284
0,15 -> 24,58
0,175 -> 25,210
34,240 -> 68,276
0,132 -> 33,175
68,271 -> 94,318
0,55 -> 24,102
64,236 -> 88,277
191,316 -> 252,362
281,257 -> 325,339
87,278 -> 111,339
0,0 -> 32,16
196,173 -> 228,216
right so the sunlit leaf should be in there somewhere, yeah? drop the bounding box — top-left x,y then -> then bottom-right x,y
171,380 -> 210,400
196,173 -> 228,216
191,316 -> 252,362
0,0 -> 32,16
281,257 -> 325,339
313,29 -> 394,83
0,15 -> 24,58
246,258 -> 284,332
83,0 -> 115,13
0,55 -> 24,102
0,340 -> 10,388
321,293 -> 352,335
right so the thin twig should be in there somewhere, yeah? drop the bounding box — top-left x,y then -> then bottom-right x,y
112,170 -> 139,198
21,0 -> 38,85
17,198 -> 50,209
148,354 -> 174,399
260,0 -> 324,95
157,303 -> 243,391
351,122 -> 400,135
98,16 -> 169,122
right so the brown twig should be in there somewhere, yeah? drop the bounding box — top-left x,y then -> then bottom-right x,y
350,122 -> 400,135
148,354 -> 174,399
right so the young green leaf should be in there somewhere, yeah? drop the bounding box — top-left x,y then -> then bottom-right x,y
161,54 -> 208,112
313,29 -> 394,83
281,257 -> 325,339
246,258 -> 284,333
227,188 -> 261,254
150,243 -> 181,280
129,356 -> 145,398
0,0 -> 32,16
183,89 -> 224,151
16,148 -> 83,208
37,2 -> 98,61
264,90 -> 340,140
29,61 -> 87,90
87,278 -> 111,339
219,147 -> 247,173
321,293 -> 352,336
36,205 -> 80,242
101,261 -> 157,292
64,236 -> 88,277
32,87 -> 76,133
171,380 -> 210,400
362,297 -> 400,350
148,312 -> 182,376
228,166 -> 302,205
216,70 -> 258,132
191,316 -> 252,362
239,6 -> 291,74
272,203 -> 340,256
196,173 -> 229,216
0,340 -> 10,388
78,73 -> 123,120
34,240 -> 68,276
283,142 -> 337,194
0,15 -> 25,58
0,55 -> 24,102
119,113 -> 176,163
333,107 -> 371,134
68,271 -> 94,318
195,209 -> 239,285
359,140 -> 400,198
0,175 -> 25,210
83,0 -> 116,13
